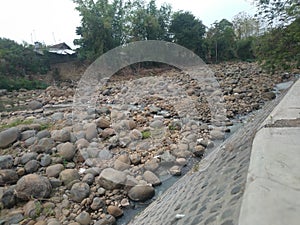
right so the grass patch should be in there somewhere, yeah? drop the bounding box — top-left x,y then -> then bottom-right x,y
0,76 -> 48,91
0,118 -> 34,130
141,130 -> 151,139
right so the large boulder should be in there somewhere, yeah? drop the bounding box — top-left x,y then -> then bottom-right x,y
15,174 -> 52,200
0,127 -> 20,148
97,168 -> 127,190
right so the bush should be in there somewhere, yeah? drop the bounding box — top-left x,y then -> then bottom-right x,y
0,76 -> 48,91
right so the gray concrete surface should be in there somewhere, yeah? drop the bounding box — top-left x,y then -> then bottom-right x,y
239,79 -> 300,225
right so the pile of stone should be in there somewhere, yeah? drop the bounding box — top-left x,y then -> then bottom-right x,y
0,62 -> 294,225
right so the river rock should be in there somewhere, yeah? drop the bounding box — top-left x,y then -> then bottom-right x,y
0,155 -> 13,169
46,164 -> 64,178
36,129 -> 51,139
1,187 -> 16,208
143,171 -> 161,186
36,138 -> 56,153
24,159 -> 40,173
20,152 -> 38,164
0,169 -> 18,186
15,174 -> 52,200
85,124 -> 98,141
20,130 -> 36,141
0,127 -> 20,148
75,211 -> 91,225
94,215 -> 116,225
128,185 -> 155,202
58,142 -> 76,161
23,200 -> 41,218
97,168 -> 127,190
90,197 -> 105,210
96,118 -> 111,129
59,169 -> 80,185
51,129 -> 71,142
107,205 -> 123,218
70,182 -> 90,203
129,153 -> 141,165
28,100 -> 43,110
82,173 -> 95,185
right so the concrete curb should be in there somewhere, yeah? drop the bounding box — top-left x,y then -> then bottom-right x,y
239,79 -> 300,225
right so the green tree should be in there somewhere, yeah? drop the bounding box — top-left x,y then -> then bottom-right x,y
254,18 -> 300,71
170,11 -> 206,57
204,19 -> 236,62
73,0 -> 123,60
0,38 -> 49,76
255,0 -> 300,26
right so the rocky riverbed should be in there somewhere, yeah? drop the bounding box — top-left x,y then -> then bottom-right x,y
0,62 -> 297,225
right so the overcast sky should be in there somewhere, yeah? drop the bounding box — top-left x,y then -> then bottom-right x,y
0,0 -> 255,49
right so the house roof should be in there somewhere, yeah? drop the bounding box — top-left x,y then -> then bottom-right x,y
49,42 -> 72,50
48,42 -> 75,55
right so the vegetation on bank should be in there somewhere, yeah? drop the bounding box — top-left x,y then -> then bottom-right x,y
0,0 -> 299,92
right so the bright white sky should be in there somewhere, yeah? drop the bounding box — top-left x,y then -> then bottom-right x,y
0,0 -> 255,49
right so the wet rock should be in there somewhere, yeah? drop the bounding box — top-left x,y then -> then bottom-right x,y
107,205 -> 123,218
0,169 -> 18,186
0,127 -> 20,148
75,211 -> 91,225
24,159 -> 40,173
28,100 -> 43,110
0,155 -> 13,169
15,174 -> 52,200
51,129 -> 71,142
143,171 -> 161,186
59,169 -> 80,185
46,164 -> 64,178
70,182 -> 90,203
97,168 -> 127,190
58,142 -> 76,161
128,185 -> 155,202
